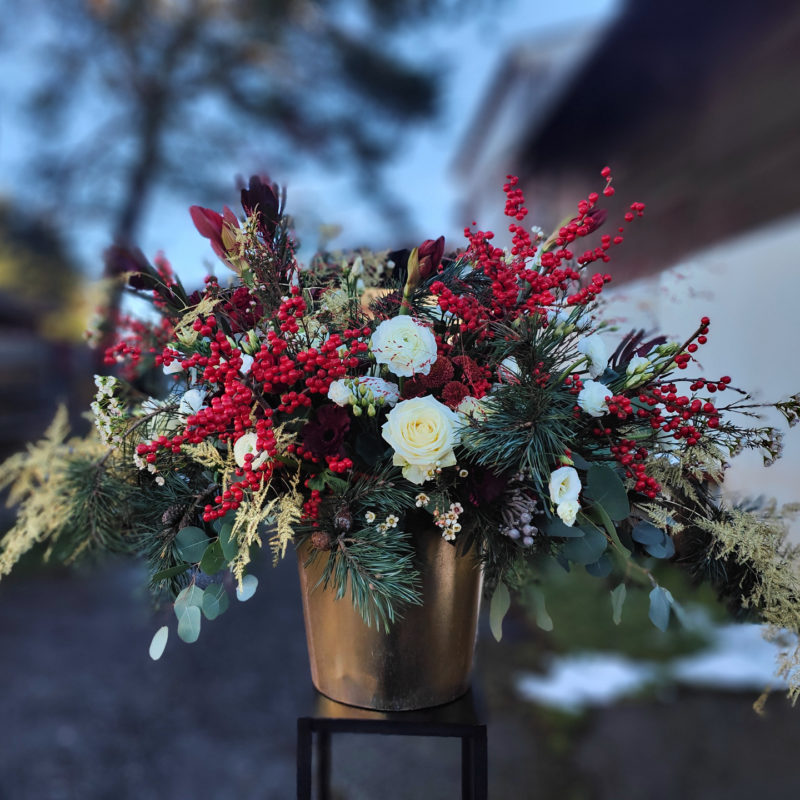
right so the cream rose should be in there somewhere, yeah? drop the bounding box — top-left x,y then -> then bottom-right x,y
370,316 -> 438,377
549,466 -> 581,505
577,380 -> 612,417
381,396 -> 461,484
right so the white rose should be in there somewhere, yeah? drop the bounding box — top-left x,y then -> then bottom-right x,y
358,376 -> 400,406
577,380 -> 612,418
381,396 -> 461,484
370,316 -> 438,378
577,334 -> 608,378
456,395 -> 491,420
498,357 -> 520,383
178,388 -> 206,416
163,359 -> 184,375
549,466 -> 581,505
557,499 -> 580,527
327,379 -> 354,406
233,431 -> 268,469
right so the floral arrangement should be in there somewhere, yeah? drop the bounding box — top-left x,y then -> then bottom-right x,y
3,170 -> 800,699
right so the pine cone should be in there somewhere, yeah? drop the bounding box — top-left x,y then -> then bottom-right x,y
333,506 -> 352,532
311,530 -> 333,551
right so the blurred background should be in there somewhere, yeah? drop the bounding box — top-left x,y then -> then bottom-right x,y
1,0 -> 800,798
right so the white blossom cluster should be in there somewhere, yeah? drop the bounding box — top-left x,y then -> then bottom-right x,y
433,502 -> 463,541
90,375 -> 124,447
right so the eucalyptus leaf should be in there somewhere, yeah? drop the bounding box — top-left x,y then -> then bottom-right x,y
543,516 -> 586,538
236,574 -> 258,602
152,563 -> 190,583
529,587 -> 553,632
632,522 -> 675,559
176,604 -> 202,643
489,581 -> 511,642
175,526 -> 209,564
201,583 -> 230,620
586,464 -> 630,521
218,522 -> 238,562
610,584 -> 626,626
148,626 -> 169,660
560,527 -> 607,565
585,554 -> 613,578
174,584 -> 205,615
200,540 -> 225,575
648,586 -> 671,631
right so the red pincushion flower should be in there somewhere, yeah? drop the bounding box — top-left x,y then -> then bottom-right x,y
442,381 -> 470,408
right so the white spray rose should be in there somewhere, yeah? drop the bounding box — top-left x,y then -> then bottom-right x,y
327,379 -> 354,406
577,334 -> 608,378
577,380 -> 612,417
381,396 -> 461,484
498,357 -> 520,383
370,316 -> 438,378
163,359 -> 184,375
456,395 -> 491,420
240,354 -> 254,375
557,499 -> 580,527
178,388 -> 206,416
233,432 -> 268,469
549,466 -> 581,505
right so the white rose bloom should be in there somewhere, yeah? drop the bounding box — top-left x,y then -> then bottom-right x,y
163,359 -> 184,375
233,432 -> 268,469
178,388 -> 206,416
370,316 -> 438,377
577,334 -> 608,378
577,380 -> 612,418
498,357 -> 520,382
358,376 -> 400,406
557,499 -> 580,527
456,395 -> 490,420
327,379 -> 354,406
549,466 -> 582,505
381,396 -> 461,484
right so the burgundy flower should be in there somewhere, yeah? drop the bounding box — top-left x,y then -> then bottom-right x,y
240,175 -> 281,240
104,244 -> 154,290
189,205 -> 239,261
302,405 -> 350,458
418,236 -> 445,280
223,286 -> 264,333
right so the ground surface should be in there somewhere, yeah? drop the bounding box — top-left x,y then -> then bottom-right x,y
0,555 -> 798,799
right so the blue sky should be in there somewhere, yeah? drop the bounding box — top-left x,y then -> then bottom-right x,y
0,0 -> 618,287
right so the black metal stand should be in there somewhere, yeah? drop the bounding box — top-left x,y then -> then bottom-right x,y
297,689 -> 487,799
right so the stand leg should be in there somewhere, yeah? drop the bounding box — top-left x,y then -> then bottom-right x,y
461,736 -> 474,800
297,718 -> 313,800
474,726 -> 488,800
317,726 -> 331,800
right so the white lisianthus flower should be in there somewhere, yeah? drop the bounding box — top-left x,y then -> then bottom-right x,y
549,466 -> 582,505
327,379 -> 354,406
577,334 -> 608,378
626,355 -> 651,376
557,499 -> 580,527
370,316 -> 438,377
577,380 -> 612,417
357,376 -> 401,406
178,388 -> 206,416
381,396 -> 461,484
233,431 -> 268,469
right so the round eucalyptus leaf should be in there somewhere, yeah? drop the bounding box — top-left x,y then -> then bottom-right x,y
176,605 -> 202,643
236,574 -> 258,602
218,522 -> 238,562
175,526 -> 209,564
202,583 -> 230,620
200,540 -> 225,575
174,584 -> 205,617
561,527 -> 607,565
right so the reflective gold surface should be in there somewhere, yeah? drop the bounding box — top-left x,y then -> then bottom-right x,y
297,528 -> 483,711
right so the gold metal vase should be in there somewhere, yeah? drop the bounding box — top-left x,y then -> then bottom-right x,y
297,526 -> 483,711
